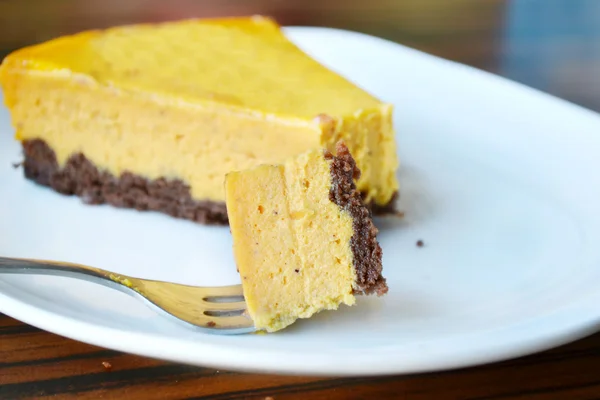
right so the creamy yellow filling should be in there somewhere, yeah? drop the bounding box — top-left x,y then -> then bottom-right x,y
2,71 -> 321,201
225,149 -> 356,332
0,16 -> 399,205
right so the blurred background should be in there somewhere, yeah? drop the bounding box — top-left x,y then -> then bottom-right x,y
1,0 -> 600,111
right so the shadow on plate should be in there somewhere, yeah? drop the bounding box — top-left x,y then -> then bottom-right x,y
375,165 -> 435,232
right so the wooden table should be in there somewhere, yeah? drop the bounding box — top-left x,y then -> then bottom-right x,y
2,1 -> 600,398
2,312 -> 600,399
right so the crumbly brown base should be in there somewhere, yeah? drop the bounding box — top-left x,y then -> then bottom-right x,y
325,142 -> 388,296
19,139 -> 396,227
21,139 -> 228,225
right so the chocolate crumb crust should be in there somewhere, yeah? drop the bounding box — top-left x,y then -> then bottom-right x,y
21,139 -> 228,225
324,142 -> 388,296
19,139 -> 395,227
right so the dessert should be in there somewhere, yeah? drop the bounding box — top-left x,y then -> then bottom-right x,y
0,16 -> 399,224
226,143 -> 387,332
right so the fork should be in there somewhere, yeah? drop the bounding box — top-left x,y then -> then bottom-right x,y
0,257 -> 255,335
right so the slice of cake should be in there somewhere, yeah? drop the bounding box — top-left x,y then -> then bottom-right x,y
0,16 -> 399,224
225,143 -> 387,332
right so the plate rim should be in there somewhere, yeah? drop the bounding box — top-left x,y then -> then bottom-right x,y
1,282 -> 600,376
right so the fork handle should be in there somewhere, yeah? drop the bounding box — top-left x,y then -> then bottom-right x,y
0,257 -> 135,296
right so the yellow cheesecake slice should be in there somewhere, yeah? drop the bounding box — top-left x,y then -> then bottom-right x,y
0,16 -> 399,224
226,143 -> 387,332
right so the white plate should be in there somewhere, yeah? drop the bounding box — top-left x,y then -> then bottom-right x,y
2,26 -> 600,377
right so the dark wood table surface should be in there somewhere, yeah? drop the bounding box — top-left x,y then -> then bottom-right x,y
2,0 -> 600,399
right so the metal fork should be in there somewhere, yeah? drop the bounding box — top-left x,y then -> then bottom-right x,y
0,257 -> 255,335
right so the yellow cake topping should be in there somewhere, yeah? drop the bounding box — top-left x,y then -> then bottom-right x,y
0,16 -> 398,212
5,17 -> 383,118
